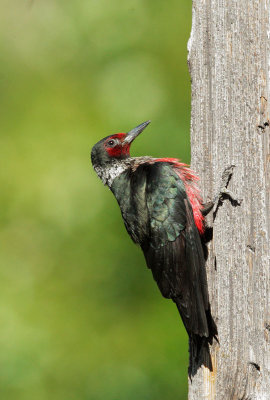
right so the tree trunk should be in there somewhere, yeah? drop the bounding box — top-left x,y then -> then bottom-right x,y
187,1 -> 270,399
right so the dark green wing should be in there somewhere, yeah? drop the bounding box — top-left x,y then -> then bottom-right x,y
141,162 -> 210,337
112,161 -> 212,338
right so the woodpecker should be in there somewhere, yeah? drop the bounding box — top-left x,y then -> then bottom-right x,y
91,121 -> 217,372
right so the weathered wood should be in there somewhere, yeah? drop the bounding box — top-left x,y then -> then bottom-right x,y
187,1 -> 270,399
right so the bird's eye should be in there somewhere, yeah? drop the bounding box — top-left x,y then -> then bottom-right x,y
107,139 -> 116,147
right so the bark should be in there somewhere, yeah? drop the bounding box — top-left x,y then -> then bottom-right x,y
187,1 -> 270,399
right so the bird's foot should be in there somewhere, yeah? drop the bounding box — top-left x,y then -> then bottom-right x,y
202,165 -> 243,217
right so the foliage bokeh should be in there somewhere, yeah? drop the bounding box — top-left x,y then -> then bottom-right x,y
0,1 -> 191,399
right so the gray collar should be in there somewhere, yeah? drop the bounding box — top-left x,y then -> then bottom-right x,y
94,156 -> 154,187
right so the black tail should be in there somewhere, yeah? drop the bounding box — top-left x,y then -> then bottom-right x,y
188,308 -> 218,378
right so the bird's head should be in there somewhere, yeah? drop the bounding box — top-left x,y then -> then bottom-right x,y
91,120 -> 151,169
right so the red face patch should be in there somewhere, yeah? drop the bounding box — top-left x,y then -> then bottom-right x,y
104,133 -> 130,158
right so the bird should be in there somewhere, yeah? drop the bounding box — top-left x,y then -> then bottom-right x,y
91,120 -> 217,374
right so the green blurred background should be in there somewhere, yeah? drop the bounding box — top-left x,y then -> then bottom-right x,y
0,1 -> 191,399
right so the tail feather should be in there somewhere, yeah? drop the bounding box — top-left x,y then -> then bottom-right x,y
188,334 -> 212,378
188,307 -> 218,378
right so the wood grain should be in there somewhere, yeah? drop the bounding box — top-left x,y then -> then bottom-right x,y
188,1 -> 270,398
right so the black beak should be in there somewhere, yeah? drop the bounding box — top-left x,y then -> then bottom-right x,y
123,120 -> 151,144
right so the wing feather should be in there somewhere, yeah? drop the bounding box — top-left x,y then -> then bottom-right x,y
112,161 -> 215,339
141,162 -> 210,337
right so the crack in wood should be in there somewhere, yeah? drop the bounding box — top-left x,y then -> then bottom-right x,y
247,245 -> 255,253
257,121 -> 269,131
248,362 -> 260,372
